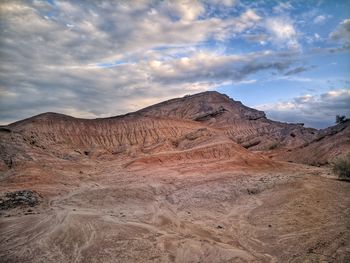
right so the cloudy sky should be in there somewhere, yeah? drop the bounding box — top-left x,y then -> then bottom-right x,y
0,0 -> 349,128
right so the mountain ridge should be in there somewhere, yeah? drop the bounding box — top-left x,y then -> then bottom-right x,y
1,91 -> 348,170
2,91 -> 336,131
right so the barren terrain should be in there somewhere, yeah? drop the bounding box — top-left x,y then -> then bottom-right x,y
1,91 -> 349,262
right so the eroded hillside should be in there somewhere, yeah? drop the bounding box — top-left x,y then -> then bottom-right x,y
1,91 -> 349,263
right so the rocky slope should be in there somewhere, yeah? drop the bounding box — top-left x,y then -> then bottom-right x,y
275,120 -> 350,165
0,113 -> 210,169
137,91 -> 319,150
0,91 -> 348,171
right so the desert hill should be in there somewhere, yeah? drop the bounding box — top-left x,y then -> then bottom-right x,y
1,91 -> 350,262
137,91 -> 319,150
0,91 -> 348,171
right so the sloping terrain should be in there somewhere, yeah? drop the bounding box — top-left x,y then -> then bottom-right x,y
274,120 -> 350,166
0,91 -> 350,262
0,92 -> 273,172
137,91 -> 319,150
2,91 -> 347,170
1,90 -> 340,173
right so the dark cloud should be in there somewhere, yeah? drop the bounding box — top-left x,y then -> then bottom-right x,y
147,50 -> 298,85
330,19 -> 350,43
243,34 -> 268,43
284,65 -> 316,76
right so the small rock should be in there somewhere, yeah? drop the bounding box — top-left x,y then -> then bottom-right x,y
0,190 -> 41,210
268,224 -> 272,227
247,188 -> 259,195
217,225 -> 223,229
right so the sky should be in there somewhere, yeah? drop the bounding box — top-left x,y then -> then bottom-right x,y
0,0 -> 349,128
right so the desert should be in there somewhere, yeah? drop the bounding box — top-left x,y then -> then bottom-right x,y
1,91 -> 349,262
1,0 -> 350,262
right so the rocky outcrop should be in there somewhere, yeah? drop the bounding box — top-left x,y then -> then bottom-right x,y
0,190 -> 41,210
137,91 -> 318,150
275,120 -> 350,166
137,91 -> 266,123
193,106 -> 227,121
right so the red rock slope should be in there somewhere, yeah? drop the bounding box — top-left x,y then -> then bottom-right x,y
0,91 -> 348,170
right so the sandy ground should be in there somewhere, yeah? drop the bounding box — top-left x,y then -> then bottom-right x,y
0,161 -> 350,263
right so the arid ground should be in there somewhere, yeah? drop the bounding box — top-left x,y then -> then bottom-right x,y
1,91 -> 349,262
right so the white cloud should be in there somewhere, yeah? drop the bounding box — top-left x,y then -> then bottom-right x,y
144,50 -> 297,85
237,79 -> 257,84
313,15 -> 326,24
265,17 -> 300,49
160,0 -> 205,21
0,2 -> 263,69
273,2 -> 293,14
256,89 -> 350,128
0,1 -> 263,66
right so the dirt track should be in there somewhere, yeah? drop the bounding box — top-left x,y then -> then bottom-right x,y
1,161 -> 349,263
